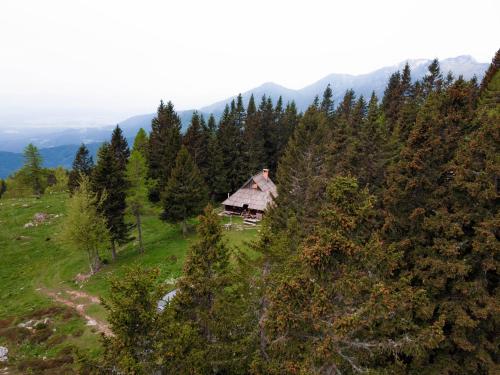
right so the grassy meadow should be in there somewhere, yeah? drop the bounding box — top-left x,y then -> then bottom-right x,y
0,192 -> 259,373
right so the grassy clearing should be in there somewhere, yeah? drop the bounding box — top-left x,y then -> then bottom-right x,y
0,192 -> 259,372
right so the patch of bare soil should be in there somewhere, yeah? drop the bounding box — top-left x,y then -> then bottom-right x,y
39,289 -> 112,337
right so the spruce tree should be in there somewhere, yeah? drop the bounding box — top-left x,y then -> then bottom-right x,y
217,104 -> 245,192
132,127 -> 149,159
110,125 -> 130,171
205,129 -> 227,202
160,147 -> 208,233
148,100 -> 182,201
92,142 -> 130,261
262,176 -> 411,374
0,179 -> 6,199
320,83 -> 335,119
125,150 -> 149,253
171,205 -> 254,373
68,143 -> 94,194
272,105 -> 330,233
244,94 -> 266,174
183,111 -> 210,179
22,143 -> 43,196
101,266 -> 166,374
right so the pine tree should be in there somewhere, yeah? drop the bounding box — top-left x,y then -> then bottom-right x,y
262,176 -> 410,374
68,143 -> 94,194
171,205 -> 253,373
272,105 -> 330,233
61,175 -> 109,275
22,143 -> 43,196
205,129 -> 227,202
183,111 -> 210,179
0,179 -> 6,199
160,147 -> 208,233
381,74 -> 484,372
320,83 -> 335,119
125,150 -> 149,253
244,94 -> 266,174
217,104 -> 245,192
148,100 -> 182,201
132,127 -> 149,159
110,125 -> 130,171
101,266 -> 167,374
92,142 -> 130,261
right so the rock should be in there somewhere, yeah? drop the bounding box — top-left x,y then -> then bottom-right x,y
0,346 -> 8,362
33,212 -> 49,224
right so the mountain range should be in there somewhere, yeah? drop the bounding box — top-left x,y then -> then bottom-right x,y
0,55 -> 488,178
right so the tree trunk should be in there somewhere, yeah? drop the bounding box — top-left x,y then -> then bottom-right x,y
111,240 -> 117,262
136,213 -> 144,253
181,220 -> 188,237
259,259 -> 270,361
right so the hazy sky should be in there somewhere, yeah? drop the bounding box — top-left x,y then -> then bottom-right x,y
0,0 -> 498,127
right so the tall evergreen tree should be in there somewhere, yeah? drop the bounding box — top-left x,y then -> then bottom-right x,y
263,177 -> 409,374
160,147 -> 208,234
0,179 -> 6,199
68,143 -> 94,194
101,266 -> 166,374
148,100 -> 182,201
170,205 -> 255,373
217,104 -> 245,192
110,125 -> 130,170
244,94 -> 266,174
183,111 -> 210,179
132,127 -> 149,159
92,142 -> 130,261
125,150 -> 149,253
22,143 -> 43,196
320,83 -> 335,119
272,105 -> 330,233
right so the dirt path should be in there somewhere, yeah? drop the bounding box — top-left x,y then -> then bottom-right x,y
39,288 -> 113,337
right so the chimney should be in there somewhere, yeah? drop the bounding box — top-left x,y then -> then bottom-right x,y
262,168 -> 269,180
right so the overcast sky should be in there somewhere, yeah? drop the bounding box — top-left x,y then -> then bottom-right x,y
0,0 -> 498,128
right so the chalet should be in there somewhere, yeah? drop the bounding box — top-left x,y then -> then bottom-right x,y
222,169 -> 277,219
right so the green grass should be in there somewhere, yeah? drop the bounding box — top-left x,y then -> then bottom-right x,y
0,192 -> 259,371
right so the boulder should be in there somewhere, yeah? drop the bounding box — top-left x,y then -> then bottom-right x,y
0,346 -> 7,362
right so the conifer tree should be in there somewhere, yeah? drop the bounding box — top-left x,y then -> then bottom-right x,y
61,175 -> 109,275
381,74 -> 485,372
320,83 -> 335,119
101,266 -> 167,374
183,111 -> 210,179
132,127 -> 149,159
110,125 -> 130,170
171,205 -> 254,373
160,147 -> 208,233
0,179 -> 6,199
125,150 -> 149,253
22,143 -> 43,196
263,177 -> 411,374
148,100 -> 182,201
205,128 -> 227,202
276,101 -> 300,158
68,143 -> 94,194
272,105 -> 330,232
92,142 -> 130,261
217,104 -> 245,192
244,94 -> 266,174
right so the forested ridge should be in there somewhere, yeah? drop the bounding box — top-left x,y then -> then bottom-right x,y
2,51 -> 498,374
